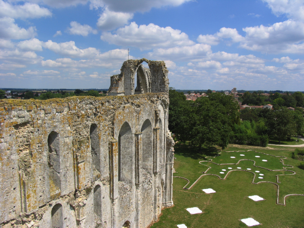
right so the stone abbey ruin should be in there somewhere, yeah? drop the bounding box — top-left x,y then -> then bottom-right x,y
0,59 -> 175,227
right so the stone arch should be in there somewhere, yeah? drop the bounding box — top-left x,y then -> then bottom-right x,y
141,119 -> 153,168
90,124 -> 101,174
122,220 -> 131,228
94,185 -> 102,222
51,203 -> 63,228
48,131 -> 61,196
134,64 -> 150,94
118,122 -> 134,182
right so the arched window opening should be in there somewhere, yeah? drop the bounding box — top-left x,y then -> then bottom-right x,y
51,204 -> 63,228
94,185 -> 102,220
90,124 -> 101,173
141,120 -> 153,168
134,63 -> 149,94
118,122 -> 133,182
48,131 -> 61,195
122,221 -> 131,228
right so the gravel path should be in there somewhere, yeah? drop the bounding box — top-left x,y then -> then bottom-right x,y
268,138 -> 304,147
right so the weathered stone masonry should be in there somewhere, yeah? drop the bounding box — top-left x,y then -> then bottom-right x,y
0,59 -> 174,228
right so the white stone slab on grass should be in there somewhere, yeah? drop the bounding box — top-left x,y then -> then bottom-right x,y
228,167 -> 232,169
247,168 -> 251,170
248,195 -> 265,202
222,169 -> 226,171
262,159 -> 267,162
237,167 -> 242,169
240,218 -> 261,227
255,156 -> 260,158
259,174 -> 264,176
258,177 -> 263,179
240,154 -> 245,156
220,172 -> 225,174
186,207 -> 203,214
177,224 -> 187,228
255,171 -> 260,173
202,188 -> 216,194
230,156 -> 236,158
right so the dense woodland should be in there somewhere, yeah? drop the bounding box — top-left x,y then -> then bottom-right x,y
169,89 -> 304,151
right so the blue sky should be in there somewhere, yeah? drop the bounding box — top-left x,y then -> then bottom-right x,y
1,0 -> 304,91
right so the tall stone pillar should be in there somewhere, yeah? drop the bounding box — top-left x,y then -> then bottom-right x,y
153,127 -> 160,220
109,138 -> 118,228
135,132 -> 142,228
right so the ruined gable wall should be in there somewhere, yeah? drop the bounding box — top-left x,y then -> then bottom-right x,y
0,92 -> 173,228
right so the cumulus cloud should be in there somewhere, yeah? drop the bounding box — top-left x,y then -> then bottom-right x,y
262,0 -> 304,21
148,44 -> 211,60
0,0 -> 52,19
0,17 -> 36,40
53,30 -> 62,37
0,72 -> 16,77
101,22 -> 194,49
0,38 -> 14,48
97,8 -> 133,31
90,0 -> 191,13
18,38 -> 43,51
68,21 -> 97,36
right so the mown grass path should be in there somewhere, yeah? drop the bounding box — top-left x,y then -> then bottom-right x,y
151,145 -> 304,228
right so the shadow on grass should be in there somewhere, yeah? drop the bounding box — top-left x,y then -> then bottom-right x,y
174,143 -> 219,159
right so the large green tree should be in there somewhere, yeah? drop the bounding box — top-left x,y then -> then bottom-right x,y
0,90 -> 5,99
266,107 -> 296,142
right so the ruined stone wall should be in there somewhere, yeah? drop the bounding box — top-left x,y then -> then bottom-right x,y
0,92 -> 175,228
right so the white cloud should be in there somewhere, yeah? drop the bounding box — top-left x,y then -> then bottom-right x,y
197,34 -> 219,45
0,72 -> 16,77
41,0 -> 88,8
97,8 -> 133,31
262,0 -> 304,21
23,70 -> 60,75
101,22 -> 194,49
148,43 -> 211,60
43,40 -> 100,58
68,21 -> 97,36
89,72 -> 99,78
18,38 -> 43,51
197,60 -> 222,69
0,0 -> 52,19
90,0 -> 192,13
53,30 -> 62,37
164,60 -> 176,69
0,17 -> 36,40
248,13 -> 261,18
0,38 -> 14,48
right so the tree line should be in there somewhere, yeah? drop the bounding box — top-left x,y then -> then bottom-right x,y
169,89 -> 304,151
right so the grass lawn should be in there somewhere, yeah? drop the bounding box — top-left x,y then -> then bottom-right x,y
152,144 -> 304,228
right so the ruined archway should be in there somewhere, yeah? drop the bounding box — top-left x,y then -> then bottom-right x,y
134,63 -> 150,94
118,122 -> 133,182
48,131 -> 61,197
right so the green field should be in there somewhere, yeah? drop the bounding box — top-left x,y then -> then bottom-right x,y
152,144 -> 304,228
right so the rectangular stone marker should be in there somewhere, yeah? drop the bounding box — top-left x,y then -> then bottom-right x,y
258,177 -> 263,179
240,218 -> 260,227
220,172 -> 225,174
237,167 -> 241,169
186,207 -> 203,214
248,195 -> 265,201
222,169 -> 226,171
255,156 -> 260,158
247,168 -> 251,170
240,154 -> 245,156
202,188 -> 216,194
177,224 -> 187,228
262,159 -> 267,162
230,156 -> 236,158
228,167 -> 232,169
255,171 -> 260,173
259,174 -> 264,176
